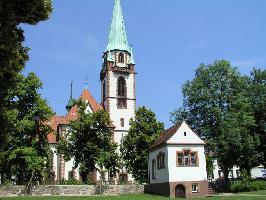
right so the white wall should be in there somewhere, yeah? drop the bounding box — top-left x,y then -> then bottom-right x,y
212,158 -> 266,180
50,144 -> 58,180
149,146 -> 169,184
168,122 -> 204,145
109,71 -> 136,147
167,145 -> 207,182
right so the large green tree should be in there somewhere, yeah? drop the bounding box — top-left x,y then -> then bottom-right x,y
171,60 -> 259,181
1,73 -> 54,184
247,69 -> 266,166
122,106 -> 164,184
0,0 -> 52,168
57,100 -> 119,183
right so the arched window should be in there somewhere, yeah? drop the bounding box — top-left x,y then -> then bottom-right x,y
102,81 -> 106,101
117,76 -> 126,97
117,76 -> 127,109
118,53 -> 124,63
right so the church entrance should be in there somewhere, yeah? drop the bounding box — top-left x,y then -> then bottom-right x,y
175,184 -> 186,198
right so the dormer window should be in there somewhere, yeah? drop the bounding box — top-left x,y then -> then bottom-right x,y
118,53 -> 124,63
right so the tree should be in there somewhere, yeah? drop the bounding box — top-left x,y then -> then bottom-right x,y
57,100 -> 119,183
122,106 -> 164,184
0,0 -> 52,170
1,73 -> 54,185
171,60 -> 259,182
247,69 -> 266,166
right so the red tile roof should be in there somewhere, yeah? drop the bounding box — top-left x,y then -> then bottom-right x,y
47,116 -> 67,144
79,89 -> 103,112
47,89 -> 104,144
150,123 -> 182,150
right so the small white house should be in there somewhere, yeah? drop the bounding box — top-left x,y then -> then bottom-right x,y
147,121 -> 208,198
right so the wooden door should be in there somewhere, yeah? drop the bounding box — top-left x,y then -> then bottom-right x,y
175,184 -> 186,198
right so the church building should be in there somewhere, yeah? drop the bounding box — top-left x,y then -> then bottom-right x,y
47,0 -> 136,183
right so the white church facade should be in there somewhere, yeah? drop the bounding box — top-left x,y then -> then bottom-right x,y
47,0 -> 135,183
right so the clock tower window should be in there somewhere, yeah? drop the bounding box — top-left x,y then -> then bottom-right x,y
117,76 -> 127,109
118,52 -> 124,63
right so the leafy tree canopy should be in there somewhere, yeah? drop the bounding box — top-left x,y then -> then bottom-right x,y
122,106 -> 164,184
57,100 -> 119,183
0,0 -> 53,162
247,69 -> 266,166
1,73 -> 54,183
171,60 -> 260,181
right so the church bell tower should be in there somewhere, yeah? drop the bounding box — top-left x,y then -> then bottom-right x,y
100,0 -> 136,146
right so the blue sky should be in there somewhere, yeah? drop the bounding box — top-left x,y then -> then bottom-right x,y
22,0 -> 266,128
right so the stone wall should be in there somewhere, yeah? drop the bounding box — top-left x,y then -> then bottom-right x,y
0,185 -> 144,196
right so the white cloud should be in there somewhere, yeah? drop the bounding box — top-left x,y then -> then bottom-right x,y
232,58 -> 263,68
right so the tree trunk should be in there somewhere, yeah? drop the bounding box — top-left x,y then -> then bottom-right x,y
24,171 -> 34,195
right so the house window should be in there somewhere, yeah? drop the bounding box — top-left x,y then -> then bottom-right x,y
157,152 -> 165,169
218,170 -> 224,178
236,170 -> 240,178
190,152 -> 197,166
184,151 -> 190,166
118,53 -> 124,63
176,151 -> 198,167
120,118 -> 124,127
177,153 -> 183,166
192,183 -> 199,193
152,159 -> 156,180
184,132 -> 187,136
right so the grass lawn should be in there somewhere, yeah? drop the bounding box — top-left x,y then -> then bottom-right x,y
0,191 -> 266,200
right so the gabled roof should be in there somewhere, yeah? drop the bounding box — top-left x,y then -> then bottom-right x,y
150,123 -> 182,150
47,116 -> 67,144
150,121 -> 204,150
47,89 -> 105,144
106,0 -> 130,52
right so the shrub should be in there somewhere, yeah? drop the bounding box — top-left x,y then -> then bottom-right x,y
230,180 -> 266,192
229,170 -> 266,192
59,178 -> 83,185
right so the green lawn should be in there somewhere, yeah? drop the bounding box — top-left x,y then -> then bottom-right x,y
0,191 -> 266,200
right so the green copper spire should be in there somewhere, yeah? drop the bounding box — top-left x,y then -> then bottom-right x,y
129,45 -> 135,65
106,0 -> 130,52
66,80 -> 75,112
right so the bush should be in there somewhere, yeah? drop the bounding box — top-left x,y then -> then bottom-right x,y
230,180 -> 266,192
230,170 -> 266,192
59,178 -> 83,185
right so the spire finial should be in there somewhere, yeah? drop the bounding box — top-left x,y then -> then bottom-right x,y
106,0 -> 130,52
85,76 -> 88,89
66,80 -> 75,112
70,80 -> 73,98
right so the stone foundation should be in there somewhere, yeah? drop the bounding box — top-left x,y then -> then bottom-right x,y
0,185 -> 144,196
146,180 -> 208,198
